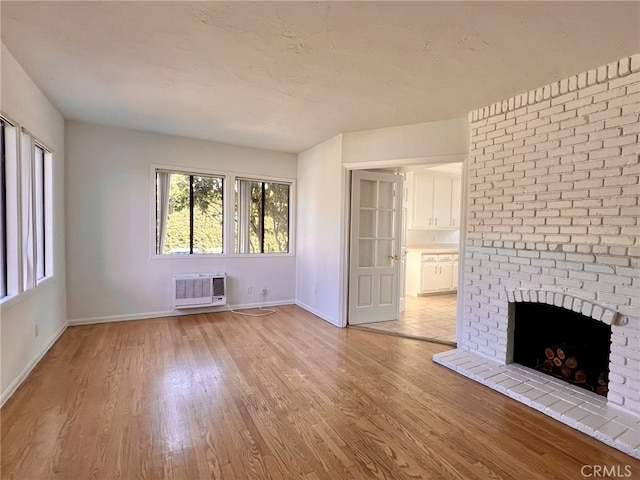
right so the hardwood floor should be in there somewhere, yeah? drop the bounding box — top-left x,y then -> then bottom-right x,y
2,305 -> 637,479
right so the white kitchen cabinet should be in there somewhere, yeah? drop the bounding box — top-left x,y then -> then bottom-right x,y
451,176 -> 461,229
436,262 -> 454,291
452,259 -> 459,290
406,251 -> 458,295
410,172 -> 434,228
408,171 -> 461,229
420,261 -> 439,292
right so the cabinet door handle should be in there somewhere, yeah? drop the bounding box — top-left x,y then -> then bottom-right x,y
435,218 -> 438,226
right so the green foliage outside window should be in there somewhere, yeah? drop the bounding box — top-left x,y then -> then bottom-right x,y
157,173 -> 223,254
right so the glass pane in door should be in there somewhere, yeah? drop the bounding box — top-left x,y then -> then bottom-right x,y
378,181 -> 394,209
358,239 -> 375,267
359,209 -> 375,238
377,210 -> 393,239
360,180 -> 377,208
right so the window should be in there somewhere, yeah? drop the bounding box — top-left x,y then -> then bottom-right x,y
0,118 -> 52,302
0,120 -> 6,297
235,179 -> 290,254
20,132 -> 53,289
156,170 -> 224,255
34,145 -> 47,280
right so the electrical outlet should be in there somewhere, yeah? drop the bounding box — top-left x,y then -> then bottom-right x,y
261,287 -> 267,296
246,286 -> 252,294
35,325 -> 39,337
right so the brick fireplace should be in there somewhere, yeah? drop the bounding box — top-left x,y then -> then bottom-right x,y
434,54 -> 640,458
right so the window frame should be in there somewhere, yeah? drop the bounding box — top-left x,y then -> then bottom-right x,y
0,119 -> 7,298
235,177 -> 292,254
0,115 -> 54,307
150,164 -> 295,259
155,168 -> 226,256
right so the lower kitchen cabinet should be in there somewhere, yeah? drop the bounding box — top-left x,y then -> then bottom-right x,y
406,252 -> 458,296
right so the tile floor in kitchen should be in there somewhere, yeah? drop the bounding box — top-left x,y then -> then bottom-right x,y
351,293 -> 457,345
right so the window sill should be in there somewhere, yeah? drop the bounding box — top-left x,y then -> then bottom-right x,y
0,276 -> 55,311
151,252 -> 295,260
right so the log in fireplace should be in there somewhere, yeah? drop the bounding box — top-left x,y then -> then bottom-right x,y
512,302 -> 612,397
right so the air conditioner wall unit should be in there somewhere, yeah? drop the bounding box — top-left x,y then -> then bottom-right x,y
173,273 -> 226,309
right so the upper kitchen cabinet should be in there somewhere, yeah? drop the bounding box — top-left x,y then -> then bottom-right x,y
407,171 -> 461,230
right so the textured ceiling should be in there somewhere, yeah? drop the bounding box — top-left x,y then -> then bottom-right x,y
1,1 -> 639,153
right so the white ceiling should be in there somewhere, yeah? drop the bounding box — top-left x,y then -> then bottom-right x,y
1,1 -> 639,153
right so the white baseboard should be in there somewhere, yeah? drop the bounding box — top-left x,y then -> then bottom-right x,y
295,300 -> 342,327
68,300 -> 295,326
1,322 -> 68,407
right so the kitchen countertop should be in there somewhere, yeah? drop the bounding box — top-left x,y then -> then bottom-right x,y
406,244 -> 459,255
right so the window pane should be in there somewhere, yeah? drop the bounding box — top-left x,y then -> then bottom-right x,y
192,175 -> 223,254
162,173 -> 190,254
249,181 -> 262,253
263,182 -> 289,253
235,179 -> 290,254
157,171 -> 224,255
35,146 -> 45,279
0,121 -> 6,297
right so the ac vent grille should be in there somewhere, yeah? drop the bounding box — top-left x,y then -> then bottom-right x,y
213,277 -> 225,297
173,273 -> 226,309
176,278 -> 212,300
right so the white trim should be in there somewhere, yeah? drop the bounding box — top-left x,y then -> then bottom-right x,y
342,153 -> 467,170
456,156 -> 469,346
1,322 -> 68,407
341,157 -> 467,329
150,251 -> 295,260
338,167 -> 350,328
0,276 -> 55,310
68,300 -> 295,326
295,300 -> 341,327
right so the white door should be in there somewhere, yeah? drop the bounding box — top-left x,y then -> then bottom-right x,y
348,170 -> 402,325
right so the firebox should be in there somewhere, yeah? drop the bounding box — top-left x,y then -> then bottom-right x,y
512,302 -> 612,397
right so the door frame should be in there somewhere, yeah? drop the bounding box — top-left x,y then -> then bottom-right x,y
340,154 -> 468,340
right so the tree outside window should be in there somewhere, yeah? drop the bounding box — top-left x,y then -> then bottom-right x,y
235,179 -> 289,254
156,171 -> 224,255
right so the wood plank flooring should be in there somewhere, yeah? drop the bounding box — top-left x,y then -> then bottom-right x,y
2,305 -> 638,479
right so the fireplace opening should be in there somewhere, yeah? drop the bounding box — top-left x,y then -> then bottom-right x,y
512,302 -> 612,397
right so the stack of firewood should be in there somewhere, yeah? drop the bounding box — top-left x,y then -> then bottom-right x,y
540,344 -> 608,396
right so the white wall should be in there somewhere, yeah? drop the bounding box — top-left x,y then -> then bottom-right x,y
65,121 -> 297,323
295,135 -> 346,326
341,117 -> 469,167
295,119 -> 470,328
0,44 -> 67,404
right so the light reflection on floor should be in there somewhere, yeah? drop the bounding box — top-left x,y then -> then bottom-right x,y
157,363 -> 226,454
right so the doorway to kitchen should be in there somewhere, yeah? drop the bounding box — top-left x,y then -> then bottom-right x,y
349,162 -> 463,346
